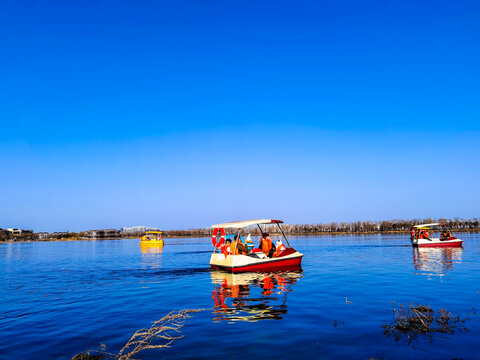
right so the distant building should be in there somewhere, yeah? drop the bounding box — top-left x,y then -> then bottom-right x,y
122,226 -> 147,234
36,232 -> 50,240
85,229 -> 121,239
51,232 -> 69,238
121,226 -> 161,235
7,228 -> 23,235
3,229 -> 36,241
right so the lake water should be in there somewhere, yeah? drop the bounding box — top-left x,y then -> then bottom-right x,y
1,233 -> 480,359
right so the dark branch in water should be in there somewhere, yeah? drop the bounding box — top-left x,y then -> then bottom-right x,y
72,309 -> 205,360
383,303 -> 468,344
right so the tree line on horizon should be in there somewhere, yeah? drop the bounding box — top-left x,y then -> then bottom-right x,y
163,217 -> 480,237
1,217 -> 479,242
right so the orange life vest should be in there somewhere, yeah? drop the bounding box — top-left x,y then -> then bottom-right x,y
230,242 -> 237,255
410,228 -> 415,236
230,240 -> 246,255
274,244 -> 286,257
260,238 -> 272,253
220,244 -> 230,258
419,231 -> 429,239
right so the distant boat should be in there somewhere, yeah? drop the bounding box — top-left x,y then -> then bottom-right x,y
209,219 -> 303,272
140,231 -> 164,247
411,223 -> 463,248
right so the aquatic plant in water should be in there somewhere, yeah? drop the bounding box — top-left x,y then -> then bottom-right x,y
383,303 -> 468,344
72,309 -> 204,360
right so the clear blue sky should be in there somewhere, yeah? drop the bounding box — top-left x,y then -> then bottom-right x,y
1,0 -> 479,232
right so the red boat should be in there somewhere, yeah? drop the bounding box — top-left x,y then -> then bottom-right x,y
411,223 -> 463,248
209,219 -> 303,272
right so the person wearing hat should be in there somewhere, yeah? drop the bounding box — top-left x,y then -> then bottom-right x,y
259,233 -> 276,258
274,239 -> 286,257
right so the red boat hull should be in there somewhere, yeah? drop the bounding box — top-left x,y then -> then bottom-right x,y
417,241 -> 463,248
211,256 -> 303,273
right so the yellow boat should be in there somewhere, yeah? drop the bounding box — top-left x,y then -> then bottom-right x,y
140,231 -> 164,246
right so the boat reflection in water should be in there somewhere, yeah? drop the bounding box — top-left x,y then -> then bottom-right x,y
413,247 -> 463,277
211,269 -> 303,322
140,245 -> 164,254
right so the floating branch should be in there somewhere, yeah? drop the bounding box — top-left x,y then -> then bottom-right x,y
72,309 -> 205,360
383,303 -> 468,344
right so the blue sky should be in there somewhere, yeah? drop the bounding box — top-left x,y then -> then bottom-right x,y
1,1 -> 479,231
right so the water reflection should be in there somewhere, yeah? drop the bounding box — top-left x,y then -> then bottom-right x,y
140,245 -> 164,254
413,247 -> 463,277
211,270 -> 302,322
140,245 -> 164,270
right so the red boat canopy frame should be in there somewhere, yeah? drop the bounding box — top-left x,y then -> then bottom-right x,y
210,219 -> 291,248
211,219 -> 284,229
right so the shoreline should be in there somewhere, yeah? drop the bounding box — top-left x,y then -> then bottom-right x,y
2,229 -> 479,243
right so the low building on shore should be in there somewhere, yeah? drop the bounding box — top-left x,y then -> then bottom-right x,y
7,228 -> 24,235
2,229 -> 37,241
85,229 -> 122,239
36,232 -> 50,240
121,226 -> 161,236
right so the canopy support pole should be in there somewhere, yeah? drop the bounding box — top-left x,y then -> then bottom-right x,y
256,224 -> 263,236
277,223 -> 292,248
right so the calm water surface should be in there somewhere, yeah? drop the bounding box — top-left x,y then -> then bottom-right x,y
1,233 -> 480,359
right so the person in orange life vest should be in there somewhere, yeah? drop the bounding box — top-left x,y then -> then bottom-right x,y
274,239 -> 286,257
419,230 -> 430,239
221,239 -> 232,257
231,235 -> 248,255
259,233 -> 276,258
440,229 -> 451,240
410,227 -> 415,241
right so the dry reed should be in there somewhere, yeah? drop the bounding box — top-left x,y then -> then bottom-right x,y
72,308 -> 204,360
383,303 -> 468,344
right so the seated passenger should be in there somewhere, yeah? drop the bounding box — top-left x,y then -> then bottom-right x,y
231,235 -> 248,255
259,233 -> 276,258
274,240 -> 286,257
440,230 -> 451,240
419,230 -> 430,240
221,239 -> 232,256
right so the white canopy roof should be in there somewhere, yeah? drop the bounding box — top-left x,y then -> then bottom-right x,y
413,223 -> 443,228
211,219 -> 283,229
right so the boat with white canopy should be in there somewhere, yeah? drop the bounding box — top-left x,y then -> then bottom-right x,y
411,223 -> 463,248
209,219 -> 303,272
